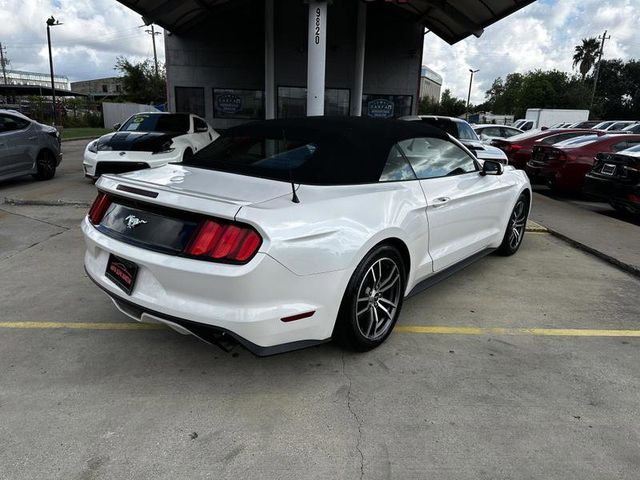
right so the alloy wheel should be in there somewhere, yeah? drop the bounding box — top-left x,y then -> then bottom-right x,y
508,200 -> 527,249
355,257 -> 402,341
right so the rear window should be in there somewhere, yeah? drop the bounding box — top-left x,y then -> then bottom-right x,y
554,135 -> 601,148
183,135 -> 319,182
120,114 -> 190,134
507,130 -> 547,142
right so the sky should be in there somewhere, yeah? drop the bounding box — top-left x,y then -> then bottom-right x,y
0,0 -> 639,104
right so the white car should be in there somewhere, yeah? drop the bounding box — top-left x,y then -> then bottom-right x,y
473,124 -> 523,143
83,112 -> 218,179
592,120 -> 637,132
82,117 -> 531,356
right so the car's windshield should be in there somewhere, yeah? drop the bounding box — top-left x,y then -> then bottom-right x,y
120,113 -> 190,133
183,135 -> 318,182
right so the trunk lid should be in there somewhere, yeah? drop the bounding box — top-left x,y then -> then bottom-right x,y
592,152 -> 640,182
96,164 -> 294,221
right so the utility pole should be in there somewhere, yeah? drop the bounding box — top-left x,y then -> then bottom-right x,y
466,68 -> 479,121
46,16 -> 63,125
590,30 -> 610,109
0,42 -> 8,84
145,25 -> 161,76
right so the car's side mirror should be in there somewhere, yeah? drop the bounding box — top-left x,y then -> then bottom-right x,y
113,123 -> 121,130
480,160 -> 503,176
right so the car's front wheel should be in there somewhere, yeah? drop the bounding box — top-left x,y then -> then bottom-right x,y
32,150 -> 57,180
497,194 -> 529,256
335,245 -> 406,351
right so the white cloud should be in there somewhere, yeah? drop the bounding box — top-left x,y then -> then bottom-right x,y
423,0 -> 640,104
0,0 -> 164,81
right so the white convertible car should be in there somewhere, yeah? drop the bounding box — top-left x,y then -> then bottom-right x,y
83,112 -> 218,179
82,117 -> 531,356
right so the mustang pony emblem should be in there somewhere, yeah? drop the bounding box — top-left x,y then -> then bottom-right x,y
124,215 -> 147,229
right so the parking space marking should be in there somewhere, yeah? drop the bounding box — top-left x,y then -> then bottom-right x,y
1,322 -> 639,338
0,321 -> 164,330
395,326 -> 640,337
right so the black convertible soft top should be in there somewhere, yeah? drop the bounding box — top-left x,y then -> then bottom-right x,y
186,116 -> 450,185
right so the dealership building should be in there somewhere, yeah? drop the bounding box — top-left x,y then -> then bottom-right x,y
117,0 -> 534,129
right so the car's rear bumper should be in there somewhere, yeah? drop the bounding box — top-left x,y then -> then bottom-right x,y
584,173 -> 640,213
82,218 -> 347,355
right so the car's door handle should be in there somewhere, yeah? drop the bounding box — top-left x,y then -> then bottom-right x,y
432,197 -> 451,207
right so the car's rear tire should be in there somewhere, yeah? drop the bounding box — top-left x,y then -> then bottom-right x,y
497,194 -> 529,256
335,244 -> 406,351
32,150 -> 57,180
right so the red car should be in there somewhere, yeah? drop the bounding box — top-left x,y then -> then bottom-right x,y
526,134 -> 640,192
491,129 -> 601,169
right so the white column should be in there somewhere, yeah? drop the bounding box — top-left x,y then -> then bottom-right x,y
264,0 -> 276,119
306,1 -> 327,116
351,0 -> 367,116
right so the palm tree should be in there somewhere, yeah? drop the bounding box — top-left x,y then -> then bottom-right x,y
573,37 -> 600,81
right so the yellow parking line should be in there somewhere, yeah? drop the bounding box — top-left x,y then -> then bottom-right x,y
395,326 -> 640,337
0,321 -> 164,330
0,322 -> 638,338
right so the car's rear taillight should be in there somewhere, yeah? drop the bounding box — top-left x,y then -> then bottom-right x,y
185,219 -> 262,263
88,192 -> 112,225
508,144 -> 523,153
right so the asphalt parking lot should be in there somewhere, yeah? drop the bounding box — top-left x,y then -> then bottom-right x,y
1,140 -> 640,479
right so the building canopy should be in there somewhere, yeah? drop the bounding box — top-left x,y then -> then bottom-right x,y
118,0 -> 535,44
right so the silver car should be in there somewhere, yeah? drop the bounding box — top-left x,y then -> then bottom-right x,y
0,109 -> 62,182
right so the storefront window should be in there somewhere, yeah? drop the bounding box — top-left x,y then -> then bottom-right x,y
362,94 -> 412,119
175,87 -> 205,117
213,88 -> 264,120
277,87 -> 350,118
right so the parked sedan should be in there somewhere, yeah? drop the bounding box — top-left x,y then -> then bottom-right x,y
584,145 -> 640,215
491,129 -> 601,169
83,112 -> 218,180
619,123 -> 640,134
82,117 -> 531,356
0,109 -> 61,182
473,124 -> 523,143
526,134 -> 640,192
592,120 -> 637,131
401,115 -> 508,163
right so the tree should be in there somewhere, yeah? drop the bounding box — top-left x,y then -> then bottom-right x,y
418,89 -> 467,117
573,37 -> 600,81
115,57 -> 166,105
591,59 -> 640,119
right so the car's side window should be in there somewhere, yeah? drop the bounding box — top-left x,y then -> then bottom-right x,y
397,137 -> 477,180
457,122 -> 478,140
379,144 -> 417,182
482,127 -> 501,137
0,114 -> 29,133
194,117 -> 208,131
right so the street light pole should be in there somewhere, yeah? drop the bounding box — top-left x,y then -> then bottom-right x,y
466,68 -> 479,121
46,16 -> 62,125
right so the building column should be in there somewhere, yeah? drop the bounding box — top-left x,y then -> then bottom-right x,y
306,0 -> 327,116
265,0 -> 276,119
351,0 -> 367,116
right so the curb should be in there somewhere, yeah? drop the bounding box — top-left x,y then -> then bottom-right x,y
539,224 -> 640,279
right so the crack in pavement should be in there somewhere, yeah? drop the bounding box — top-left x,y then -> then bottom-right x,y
343,353 -> 365,480
1,197 -> 91,208
0,228 -> 70,264
0,206 -> 72,231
